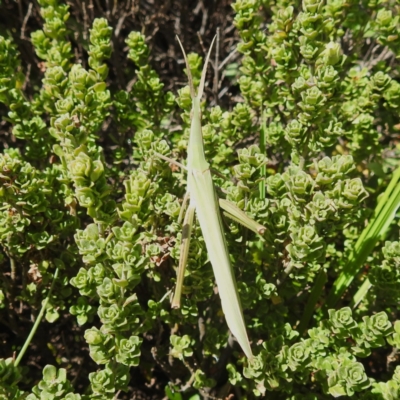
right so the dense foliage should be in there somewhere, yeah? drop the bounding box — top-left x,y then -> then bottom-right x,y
1,0 -> 400,398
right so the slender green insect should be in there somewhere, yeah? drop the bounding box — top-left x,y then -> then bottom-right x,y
170,36 -> 265,359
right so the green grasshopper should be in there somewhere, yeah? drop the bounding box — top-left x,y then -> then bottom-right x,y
167,36 -> 265,359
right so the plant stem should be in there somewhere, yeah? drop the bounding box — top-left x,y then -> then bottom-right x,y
259,109 -> 266,200
15,268 -> 59,367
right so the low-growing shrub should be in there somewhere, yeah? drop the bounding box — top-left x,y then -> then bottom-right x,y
1,0 -> 400,398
